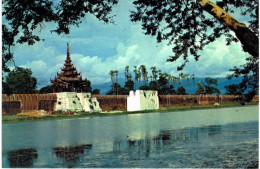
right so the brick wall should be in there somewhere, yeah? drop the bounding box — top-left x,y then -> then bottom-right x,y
2,94 -> 57,114
159,95 -> 243,107
2,101 -> 21,115
93,95 -> 127,111
159,95 -> 198,107
2,94 -> 258,114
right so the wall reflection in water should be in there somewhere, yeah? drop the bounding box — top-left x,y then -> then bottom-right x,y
53,144 -> 92,168
7,148 -> 38,168
5,125 -> 223,168
113,125 -> 221,158
207,125 -> 222,136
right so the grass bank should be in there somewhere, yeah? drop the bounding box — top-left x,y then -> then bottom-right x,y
2,102 -> 258,124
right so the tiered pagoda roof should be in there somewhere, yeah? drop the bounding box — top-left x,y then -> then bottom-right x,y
51,43 -> 83,92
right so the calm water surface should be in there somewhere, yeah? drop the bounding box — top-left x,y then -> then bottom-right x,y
2,106 -> 259,168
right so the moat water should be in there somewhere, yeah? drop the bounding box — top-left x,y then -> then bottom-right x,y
2,106 -> 259,168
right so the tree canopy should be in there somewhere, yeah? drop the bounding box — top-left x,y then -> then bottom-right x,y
130,0 -> 258,69
3,67 -> 37,94
225,84 -> 242,95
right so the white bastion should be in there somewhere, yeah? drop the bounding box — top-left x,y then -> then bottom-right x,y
55,92 -> 102,112
127,90 -> 159,112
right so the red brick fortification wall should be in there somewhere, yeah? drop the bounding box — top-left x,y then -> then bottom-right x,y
252,95 -> 259,102
2,94 -> 258,114
159,95 -> 244,107
159,95 -> 199,107
93,95 -> 127,111
2,94 -> 57,114
2,101 -> 21,115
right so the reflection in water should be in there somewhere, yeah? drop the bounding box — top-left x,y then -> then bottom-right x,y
3,122 -> 258,168
113,141 -> 121,152
208,125 -> 222,135
122,127 -> 201,157
8,148 -> 38,168
53,144 -> 92,168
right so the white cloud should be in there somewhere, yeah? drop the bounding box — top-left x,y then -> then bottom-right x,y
26,60 -> 48,74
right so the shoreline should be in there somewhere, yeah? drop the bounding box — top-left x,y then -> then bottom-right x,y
2,102 -> 258,124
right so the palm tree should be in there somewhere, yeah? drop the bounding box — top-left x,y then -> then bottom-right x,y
185,74 -> 190,94
114,70 -> 119,95
158,70 -> 162,80
137,67 -> 141,89
124,66 -> 129,82
176,76 -> 181,88
178,73 -> 184,88
139,65 -> 148,87
191,74 -> 195,94
149,75 -> 153,85
134,66 -> 138,90
150,66 -> 158,81
172,75 -> 177,92
109,70 -> 115,91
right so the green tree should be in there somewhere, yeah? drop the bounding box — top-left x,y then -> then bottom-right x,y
124,66 -> 130,82
139,65 -> 148,87
109,70 -> 115,91
2,81 -> 12,95
107,83 -> 127,95
92,89 -> 100,94
150,66 -> 158,81
81,78 -> 92,92
133,66 -> 138,90
4,67 -> 37,94
114,70 -> 119,95
224,84 -> 242,95
148,81 -> 160,91
157,73 -> 171,94
177,87 -> 186,95
227,57 -> 258,101
39,85 -> 53,94
125,79 -> 134,92
202,77 -> 220,94
196,82 -> 205,95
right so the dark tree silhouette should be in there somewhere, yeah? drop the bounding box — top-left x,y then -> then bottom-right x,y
130,0 -> 258,69
225,84 -> 242,95
92,89 -> 100,94
39,85 -> 53,94
177,87 -> 186,95
203,77 -> 220,94
4,67 -> 37,94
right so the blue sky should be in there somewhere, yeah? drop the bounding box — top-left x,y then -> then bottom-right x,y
4,1 -> 251,92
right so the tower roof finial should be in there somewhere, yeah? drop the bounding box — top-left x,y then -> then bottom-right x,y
67,43 -> 70,58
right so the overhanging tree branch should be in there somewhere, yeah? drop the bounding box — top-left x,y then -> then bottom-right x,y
197,0 -> 259,58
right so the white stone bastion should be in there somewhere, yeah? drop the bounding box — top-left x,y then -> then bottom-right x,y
55,92 -> 102,112
127,90 -> 159,112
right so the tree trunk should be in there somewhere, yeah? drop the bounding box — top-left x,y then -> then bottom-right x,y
197,0 -> 259,58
